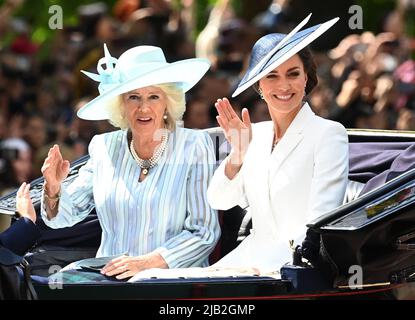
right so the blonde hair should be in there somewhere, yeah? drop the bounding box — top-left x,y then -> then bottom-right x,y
105,83 -> 186,131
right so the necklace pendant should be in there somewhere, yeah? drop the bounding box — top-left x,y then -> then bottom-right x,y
142,168 -> 149,175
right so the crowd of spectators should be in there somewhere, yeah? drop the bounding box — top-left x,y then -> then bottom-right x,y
0,0 -> 414,195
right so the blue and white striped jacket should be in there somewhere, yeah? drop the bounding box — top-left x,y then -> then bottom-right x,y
41,127 -> 220,268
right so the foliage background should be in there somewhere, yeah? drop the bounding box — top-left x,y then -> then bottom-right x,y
0,0 -> 413,49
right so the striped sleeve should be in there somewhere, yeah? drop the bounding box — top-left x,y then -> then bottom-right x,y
40,136 -> 97,228
155,131 -> 221,268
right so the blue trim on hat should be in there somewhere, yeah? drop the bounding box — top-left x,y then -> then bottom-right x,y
238,24 -> 321,89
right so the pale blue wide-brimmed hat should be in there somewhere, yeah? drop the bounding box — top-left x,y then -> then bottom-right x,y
77,45 -> 210,120
232,14 -> 339,97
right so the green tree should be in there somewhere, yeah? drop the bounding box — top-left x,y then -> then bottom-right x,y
1,0 -> 117,44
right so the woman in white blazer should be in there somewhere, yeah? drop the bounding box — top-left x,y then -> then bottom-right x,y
207,15 -> 349,274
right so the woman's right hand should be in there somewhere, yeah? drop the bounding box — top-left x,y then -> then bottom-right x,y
215,98 -> 252,165
41,144 -> 70,196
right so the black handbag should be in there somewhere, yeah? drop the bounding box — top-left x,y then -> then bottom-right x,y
0,246 -> 37,300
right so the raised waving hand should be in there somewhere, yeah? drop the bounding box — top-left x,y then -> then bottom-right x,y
215,98 -> 252,166
41,144 -> 70,196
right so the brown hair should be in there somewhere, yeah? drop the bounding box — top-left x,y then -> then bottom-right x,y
297,47 -> 318,95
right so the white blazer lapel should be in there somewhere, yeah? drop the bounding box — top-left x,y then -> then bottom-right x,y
244,122 -> 282,237
269,132 -> 303,179
246,122 -> 274,198
269,103 -> 314,179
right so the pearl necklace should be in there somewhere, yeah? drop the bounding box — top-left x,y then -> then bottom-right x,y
129,130 -> 169,175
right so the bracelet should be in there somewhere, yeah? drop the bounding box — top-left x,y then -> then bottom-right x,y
44,192 -> 60,210
43,185 -> 60,201
44,192 -> 60,201
45,198 -> 59,210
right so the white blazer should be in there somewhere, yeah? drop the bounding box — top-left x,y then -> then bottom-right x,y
207,103 -> 349,273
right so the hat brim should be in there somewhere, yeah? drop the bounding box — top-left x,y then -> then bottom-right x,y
232,17 -> 339,98
77,58 -> 210,120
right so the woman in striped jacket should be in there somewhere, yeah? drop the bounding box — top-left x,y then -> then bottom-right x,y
34,45 -> 220,281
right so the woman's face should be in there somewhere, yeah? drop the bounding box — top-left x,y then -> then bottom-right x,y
123,86 -> 167,136
258,54 -> 308,115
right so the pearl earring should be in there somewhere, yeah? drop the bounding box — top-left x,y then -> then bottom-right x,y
258,88 -> 264,100
163,113 -> 168,120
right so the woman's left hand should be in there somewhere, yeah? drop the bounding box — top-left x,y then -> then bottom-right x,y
16,182 -> 36,223
101,252 -> 168,280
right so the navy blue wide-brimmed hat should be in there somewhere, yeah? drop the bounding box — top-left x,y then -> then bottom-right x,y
232,14 -> 339,97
